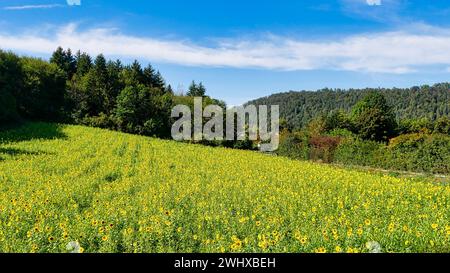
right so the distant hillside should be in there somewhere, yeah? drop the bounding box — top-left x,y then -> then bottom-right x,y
246,83 -> 450,129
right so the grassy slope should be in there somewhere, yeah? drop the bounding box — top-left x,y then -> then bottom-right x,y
0,123 -> 449,253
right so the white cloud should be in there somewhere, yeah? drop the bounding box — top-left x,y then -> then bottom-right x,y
1,24 -> 450,74
3,4 -> 63,10
366,0 -> 382,6
3,1 -> 80,10
67,0 -> 81,6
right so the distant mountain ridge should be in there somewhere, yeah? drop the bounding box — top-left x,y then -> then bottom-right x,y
246,83 -> 450,129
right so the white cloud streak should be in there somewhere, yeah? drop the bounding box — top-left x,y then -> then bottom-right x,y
1,24 -> 450,74
3,4 -> 63,10
366,0 -> 382,6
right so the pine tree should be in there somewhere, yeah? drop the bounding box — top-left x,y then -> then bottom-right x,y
186,81 -> 206,97
165,84 -> 174,94
153,71 -> 166,89
50,47 -> 65,70
75,51 -> 92,76
187,81 -> 198,96
197,82 -> 206,97
143,64 -> 156,87
50,47 -> 76,79
130,60 -> 144,85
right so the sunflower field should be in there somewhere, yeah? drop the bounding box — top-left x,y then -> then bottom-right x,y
0,123 -> 449,253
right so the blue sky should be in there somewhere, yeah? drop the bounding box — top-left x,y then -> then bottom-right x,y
1,0 -> 450,105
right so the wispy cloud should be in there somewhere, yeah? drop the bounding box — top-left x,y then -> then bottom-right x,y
1,23 -> 450,74
366,0 -> 382,6
67,0 -> 81,6
3,4 -> 63,10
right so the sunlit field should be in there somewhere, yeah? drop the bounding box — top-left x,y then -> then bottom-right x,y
0,123 -> 449,253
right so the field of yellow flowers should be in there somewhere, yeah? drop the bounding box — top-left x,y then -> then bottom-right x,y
0,123 -> 449,253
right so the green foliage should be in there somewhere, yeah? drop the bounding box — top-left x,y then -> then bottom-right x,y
351,92 -> 396,141
326,128 -> 354,137
324,110 -> 353,132
277,131 -> 310,160
433,117 -> 450,135
50,47 -> 76,79
79,113 -> 117,130
0,50 -> 22,123
115,85 -> 172,136
333,137 -> 385,167
248,84 -> 450,130
386,133 -> 450,174
280,129 -> 450,174
0,91 -> 18,124
187,81 -> 206,97
19,57 -> 67,121
397,118 -> 434,135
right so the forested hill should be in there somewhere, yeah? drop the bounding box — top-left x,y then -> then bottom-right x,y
246,83 -> 450,129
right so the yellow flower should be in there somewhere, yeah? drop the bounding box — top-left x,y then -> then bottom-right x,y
365,219 -> 371,226
388,223 -> 395,233
300,236 -> 308,245
357,228 -> 363,235
431,223 -> 438,230
102,236 -> 108,241
315,247 -> 327,253
335,246 -> 342,253
347,228 -> 353,237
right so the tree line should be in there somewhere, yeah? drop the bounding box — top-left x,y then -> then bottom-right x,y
0,47 -> 217,139
248,84 -> 450,130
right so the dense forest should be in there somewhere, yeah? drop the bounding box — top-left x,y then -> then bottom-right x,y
0,47 -> 225,137
247,85 -> 450,130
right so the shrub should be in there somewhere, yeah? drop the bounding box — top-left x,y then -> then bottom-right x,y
387,133 -> 450,173
334,137 -> 385,167
277,130 -> 309,160
434,117 -> 450,135
308,135 -> 341,163
79,113 -> 116,130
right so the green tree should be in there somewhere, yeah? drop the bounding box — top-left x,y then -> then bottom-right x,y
74,51 -> 92,76
324,110 -> 352,132
0,50 -> 22,123
165,84 -> 174,94
153,71 -> 166,89
351,92 -> 396,141
115,84 -> 172,136
50,47 -> 76,79
19,57 -> 67,121
434,116 -> 450,135
187,81 -> 206,97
